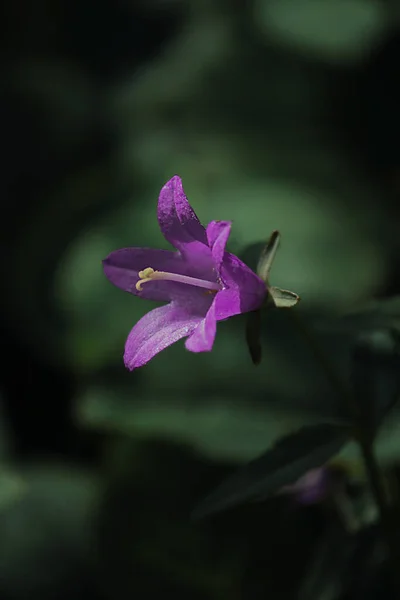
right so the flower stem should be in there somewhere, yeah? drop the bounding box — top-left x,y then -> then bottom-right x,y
287,309 -> 400,595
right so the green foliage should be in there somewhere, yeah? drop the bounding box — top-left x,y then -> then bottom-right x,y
193,423 -> 349,518
254,0 -> 386,63
3,0 -> 400,597
0,465 -> 98,599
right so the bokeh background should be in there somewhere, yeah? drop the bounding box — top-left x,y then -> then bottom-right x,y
1,0 -> 400,598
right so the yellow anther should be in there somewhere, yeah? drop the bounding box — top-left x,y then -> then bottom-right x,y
138,267 -> 155,279
136,267 -> 156,291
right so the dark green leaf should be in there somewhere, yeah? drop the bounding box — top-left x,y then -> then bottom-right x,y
257,230 -> 280,281
192,423 -> 349,518
245,310 -> 263,365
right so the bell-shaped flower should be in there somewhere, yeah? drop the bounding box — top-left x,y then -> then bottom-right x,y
103,175 -> 267,369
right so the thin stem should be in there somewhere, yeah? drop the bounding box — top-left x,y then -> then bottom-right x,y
287,309 -> 400,595
359,438 -> 400,594
359,439 -> 389,519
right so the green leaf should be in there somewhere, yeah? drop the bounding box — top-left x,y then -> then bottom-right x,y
0,464 -> 98,598
255,0 -> 386,64
269,286 -> 300,309
256,230 -> 280,281
77,384 -> 325,462
245,310 -> 263,365
192,423 -> 350,518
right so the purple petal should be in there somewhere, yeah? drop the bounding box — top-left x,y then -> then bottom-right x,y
185,298 -> 217,352
206,222 -> 266,319
281,468 -> 330,505
214,287 -> 242,320
103,246 -> 216,313
124,303 -> 202,370
217,253 -> 266,319
157,176 -> 208,252
206,220 -> 232,270
103,247 -> 186,301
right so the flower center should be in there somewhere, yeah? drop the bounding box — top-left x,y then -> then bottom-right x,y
136,267 -> 221,292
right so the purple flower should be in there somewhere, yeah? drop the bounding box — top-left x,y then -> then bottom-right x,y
102,175 -> 267,370
280,468 -> 330,505
280,465 -> 347,506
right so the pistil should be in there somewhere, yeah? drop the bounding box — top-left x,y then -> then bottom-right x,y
136,267 -> 221,292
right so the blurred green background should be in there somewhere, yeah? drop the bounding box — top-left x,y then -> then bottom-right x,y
1,0 -> 400,598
